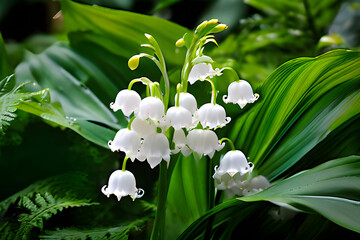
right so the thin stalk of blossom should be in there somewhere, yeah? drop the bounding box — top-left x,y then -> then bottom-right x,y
146,84 -> 150,97
175,84 -> 181,107
219,137 -> 236,151
128,77 -> 153,90
143,34 -> 171,110
180,32 -> 200,92
205,78 -> 218,104
127,116 -> 136,130
222,67 -> 240,81
149,82 -> 163,100
139,52 -> 170,109
121,156 -> 129,171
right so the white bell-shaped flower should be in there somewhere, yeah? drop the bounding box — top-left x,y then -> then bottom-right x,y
131,117 -> 156,138
166,106 -> 192,130
175,92 -> 198,114
137,133 -> 171,168
137,96 -> 164,121
188,63 -> 223,85
213,150 -> 254,191
197,103 -> 231,129
187,129 -> 224,158
110,89 -> 141,116
223,80 -> 259,108
101,170 -> 144,201
242,175 -> 270,196
171,129 -> 191,156
108,129 -> 141,161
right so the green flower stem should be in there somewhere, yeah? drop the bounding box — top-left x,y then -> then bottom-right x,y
127,116 -> 136,130
143,35 -> 170,110
151,130 -> 178,240
175,83 -> 181,107
128,77 -> 153,90
205,78 -> 217,104
220,137 -> 236,150
180,33 -> 199,92
151,161 -> 168,240
121,156 -> 129,171
222,67 -> 240,80
204,155 -> 215,239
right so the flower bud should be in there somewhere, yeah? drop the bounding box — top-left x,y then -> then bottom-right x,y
128,55 -> 141,70
211,24 -> 228,33
176,38 -> 185,47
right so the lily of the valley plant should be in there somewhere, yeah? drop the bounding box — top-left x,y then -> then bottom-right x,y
102,19 -> 265,239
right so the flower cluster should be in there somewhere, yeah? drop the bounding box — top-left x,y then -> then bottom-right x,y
101,19 -> 261,201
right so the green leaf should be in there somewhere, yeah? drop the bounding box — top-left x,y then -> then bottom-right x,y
60,0 -> 189,67
14,42 -> 131,147
0,75 -> 48,136
230,49 -> 360,179
238,156 -> 360,233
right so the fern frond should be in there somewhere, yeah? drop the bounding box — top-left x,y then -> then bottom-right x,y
16,192 -> 98,239
0,172 -> 92,217
0,74 -> 49,135
40,217 -> 149,240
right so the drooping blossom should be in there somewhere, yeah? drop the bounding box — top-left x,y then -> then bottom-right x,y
166,106 -> 192,130
108,129 -> 141,161
188,63 -> 222,85
223,80 -> 259,108
171,129 -> 191,156
137,96 -> 164,121
176,92 -> 198,114
137,133 -> 171,168
213,150 -> 254,191
197,103 -> 231,129
242,175 -> 270,196
101,170 -> 144,201
187,129 -> 224,158
110,89 -> 141,116
131,117 -> 156,138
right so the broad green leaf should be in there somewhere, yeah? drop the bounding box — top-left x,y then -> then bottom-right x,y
230,50 -> 360,179
61,0 -> 189,67
14,42 -> 133,147
238,156 -> 360,233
